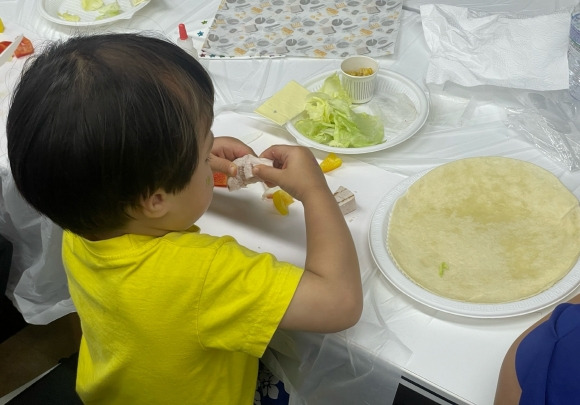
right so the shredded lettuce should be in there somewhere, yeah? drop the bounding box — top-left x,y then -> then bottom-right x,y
82,0 -> 104,11
58,12 -> 81,21
294,73 -> 384,148
438,262 -> 449,277
96,1 -> 122,19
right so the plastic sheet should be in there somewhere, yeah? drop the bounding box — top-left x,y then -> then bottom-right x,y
262,267 -> 411,405
265,332 -> 402,405
0,169 -> 75,324
425,84 -> 474,128
505,90 -> 580,172
369,92 -> 419,135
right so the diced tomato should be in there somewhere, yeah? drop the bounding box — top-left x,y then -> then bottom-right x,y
213,172 -> 228,187
0,41 -> 11,54
0,37 -> 34,59
14,37 -> 34,58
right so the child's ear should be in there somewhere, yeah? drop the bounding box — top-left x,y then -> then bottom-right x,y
139,189 -> 170,219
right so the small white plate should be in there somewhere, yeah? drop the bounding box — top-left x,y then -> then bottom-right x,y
38,0 -> 151,27
369,171 -> 580,318
285,70 -> 429,154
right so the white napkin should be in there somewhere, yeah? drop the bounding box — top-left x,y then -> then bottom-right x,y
420,4 -> 570,91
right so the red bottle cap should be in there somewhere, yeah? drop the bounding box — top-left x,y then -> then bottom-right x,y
178,23 -> 188,40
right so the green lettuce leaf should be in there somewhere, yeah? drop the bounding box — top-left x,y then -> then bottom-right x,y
96,1 -> 122,19
294,73 -> 384,148
82,0 -> 104,11
58,12 -> 81,22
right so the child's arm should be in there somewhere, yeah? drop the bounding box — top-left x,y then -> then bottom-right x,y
253,145 -> 362,333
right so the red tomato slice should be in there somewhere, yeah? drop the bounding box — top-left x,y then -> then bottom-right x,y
0,41 -> 11,54
14,37 -> 34,58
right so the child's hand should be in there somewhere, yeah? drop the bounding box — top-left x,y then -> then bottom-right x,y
211,136 -> 256,176
253,145 -> 329,202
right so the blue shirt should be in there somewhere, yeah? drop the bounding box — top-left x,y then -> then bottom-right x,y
516,303 -> 580,404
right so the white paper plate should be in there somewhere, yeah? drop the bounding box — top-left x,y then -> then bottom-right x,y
369,171 -> 580,318
38,0 -> 151,27
285,70 -> 429,154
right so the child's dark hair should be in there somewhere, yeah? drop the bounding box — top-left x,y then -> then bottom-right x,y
7,33 -> 214,236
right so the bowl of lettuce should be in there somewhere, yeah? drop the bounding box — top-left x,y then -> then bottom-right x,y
38,0 -> 150,27
285,70 -> 429,154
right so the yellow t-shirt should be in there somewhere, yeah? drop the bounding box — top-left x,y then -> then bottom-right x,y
62,226 -> 303,405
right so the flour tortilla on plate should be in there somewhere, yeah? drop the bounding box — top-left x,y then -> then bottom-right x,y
387,157 -> 580,303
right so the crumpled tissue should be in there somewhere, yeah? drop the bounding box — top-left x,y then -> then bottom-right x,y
420,4 -> 570,91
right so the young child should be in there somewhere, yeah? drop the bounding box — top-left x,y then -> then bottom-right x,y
6,33 -> 362,404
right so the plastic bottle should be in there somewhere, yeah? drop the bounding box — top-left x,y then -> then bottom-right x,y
569,3 -> 580,100
177,23 -> 199,60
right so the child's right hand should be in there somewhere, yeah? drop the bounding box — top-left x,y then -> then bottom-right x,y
252,145 -> 330,202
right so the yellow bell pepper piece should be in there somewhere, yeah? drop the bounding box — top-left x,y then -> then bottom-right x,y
319,152 -> 342,173
0,18 -> 5,33
273,190 -> 294,216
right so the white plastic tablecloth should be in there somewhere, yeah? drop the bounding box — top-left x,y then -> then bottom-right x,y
1,1 -> 579,404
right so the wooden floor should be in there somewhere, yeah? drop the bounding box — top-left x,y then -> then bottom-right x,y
0,308 -> 81,398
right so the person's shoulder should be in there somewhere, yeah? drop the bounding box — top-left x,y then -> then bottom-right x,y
163,228 -> 236,249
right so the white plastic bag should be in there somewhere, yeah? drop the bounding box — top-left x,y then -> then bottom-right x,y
0,168 -> 75,324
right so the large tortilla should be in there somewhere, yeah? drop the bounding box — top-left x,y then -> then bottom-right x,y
387,157 -> 580,303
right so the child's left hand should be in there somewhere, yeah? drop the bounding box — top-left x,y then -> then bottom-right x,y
211,136 -> 256,177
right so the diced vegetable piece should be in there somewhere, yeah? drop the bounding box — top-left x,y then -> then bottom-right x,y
319,152 -> 342,173
14,37 -> 34,58
0,18 -> 5,33
0,41 -> 10,54
438,262 -> 448,277
0,38 -> 34,59
273,190 -> 294,215
344,67 -> 374,76
213,172 -> 228,187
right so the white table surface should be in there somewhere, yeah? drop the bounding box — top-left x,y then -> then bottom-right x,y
1,1 -> 579,404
